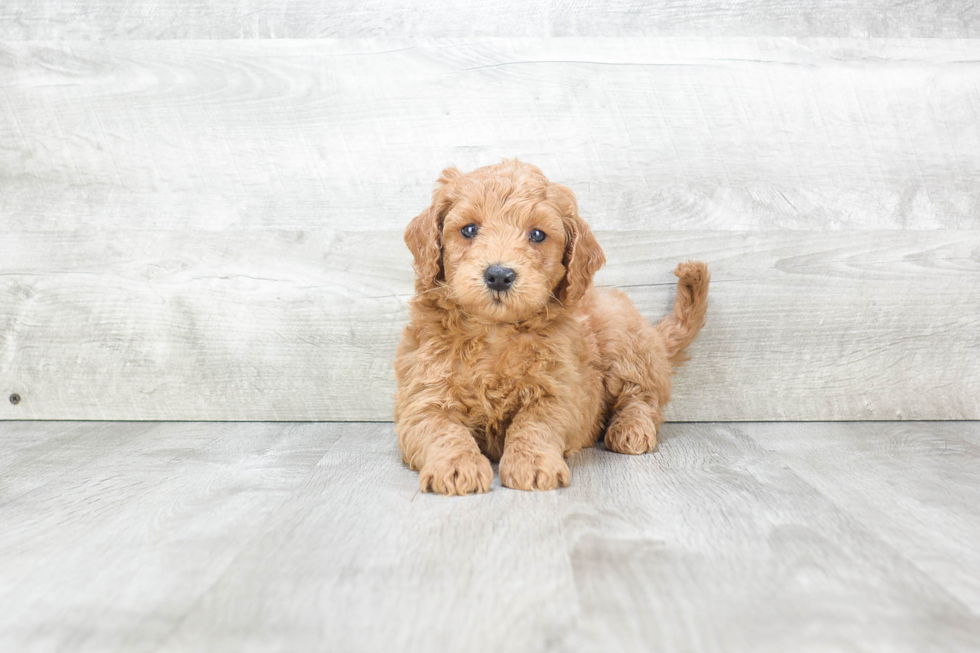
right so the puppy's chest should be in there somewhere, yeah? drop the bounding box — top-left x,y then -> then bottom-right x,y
453,332 -> 548,417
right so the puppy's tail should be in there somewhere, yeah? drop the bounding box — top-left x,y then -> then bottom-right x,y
655,261 -> 710,367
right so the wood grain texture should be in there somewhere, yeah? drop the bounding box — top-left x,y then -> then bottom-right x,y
2,229 -> 978,421
2,39 -> 979,231
2,421 -> 980,653
747,422 -> 980,613
0,422 -> 344,653
3,37 -> 979,420
2,1 -> 980,39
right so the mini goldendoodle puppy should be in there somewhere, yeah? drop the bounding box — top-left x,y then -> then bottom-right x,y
395,159 -> 709,494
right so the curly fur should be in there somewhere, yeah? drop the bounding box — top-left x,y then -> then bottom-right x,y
394,159 -> 709,494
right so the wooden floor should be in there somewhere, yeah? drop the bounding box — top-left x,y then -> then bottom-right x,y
1,421 -> 979,652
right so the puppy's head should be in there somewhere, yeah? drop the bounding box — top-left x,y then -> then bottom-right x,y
405,159 -> 605,322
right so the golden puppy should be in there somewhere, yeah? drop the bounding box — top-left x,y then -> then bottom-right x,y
395,159 -> 709,494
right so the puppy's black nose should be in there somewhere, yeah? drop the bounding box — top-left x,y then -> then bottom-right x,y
484,264 -> 516,292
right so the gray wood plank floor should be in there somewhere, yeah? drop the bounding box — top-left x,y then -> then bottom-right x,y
1,421 -> 979,652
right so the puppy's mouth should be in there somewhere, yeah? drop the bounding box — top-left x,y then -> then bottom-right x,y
454,276 -> 537,322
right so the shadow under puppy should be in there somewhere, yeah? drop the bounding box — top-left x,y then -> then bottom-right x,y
395,159 -> 709,494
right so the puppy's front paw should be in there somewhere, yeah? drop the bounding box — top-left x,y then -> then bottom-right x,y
499,449 -> 570,491
419,450 -> 493,495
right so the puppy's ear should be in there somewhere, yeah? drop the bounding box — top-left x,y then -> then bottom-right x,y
553,184 -> 605,305
405,167 -> 461,290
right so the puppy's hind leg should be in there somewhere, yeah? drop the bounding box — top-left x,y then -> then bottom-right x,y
604,383 -> 664,455
603,262 -> 709,455
596,292 -> 673,455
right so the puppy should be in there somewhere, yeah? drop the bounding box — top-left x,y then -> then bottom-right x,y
395,159 -> 709,494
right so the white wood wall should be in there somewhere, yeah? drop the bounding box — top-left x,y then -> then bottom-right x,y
1,4 -> 978,420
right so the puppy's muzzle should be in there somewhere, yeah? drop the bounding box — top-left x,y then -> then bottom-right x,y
484,264 -> 516,293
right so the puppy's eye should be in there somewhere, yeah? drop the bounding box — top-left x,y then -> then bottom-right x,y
461,223 -> 479,239
529,228 -> 546,243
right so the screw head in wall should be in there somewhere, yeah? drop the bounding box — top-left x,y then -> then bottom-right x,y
9,393 -> 20,405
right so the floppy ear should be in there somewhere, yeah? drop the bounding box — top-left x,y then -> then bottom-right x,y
553,184 -> 605,305
404,167 -> 461,291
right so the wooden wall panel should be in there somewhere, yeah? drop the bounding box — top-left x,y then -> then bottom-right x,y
1,229 -> 977,421
2,1 -> 979,39
1,38 -> 978,420
2,40 -> 979,232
